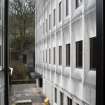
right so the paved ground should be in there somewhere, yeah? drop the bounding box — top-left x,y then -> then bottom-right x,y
10,84 -> 45,105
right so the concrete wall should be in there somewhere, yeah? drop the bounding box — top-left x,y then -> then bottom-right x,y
35,0 -> 96,105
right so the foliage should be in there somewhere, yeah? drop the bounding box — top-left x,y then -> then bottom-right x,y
9,0 -> 35,51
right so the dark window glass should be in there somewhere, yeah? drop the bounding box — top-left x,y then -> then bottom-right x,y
49,15 -> 51,30
59,2 -> 62,22
49,49 -> 51,64
43,51 -> 44,62
55,88 -> 57,103
67,97 -> 72,105
53,9 -> 56,26
59,46 -> 62,65
46,50 -> 47,63
60,92 -> 64,105
75,0 -> 82,8
23,54 -> 27,64
66,0 -> 69,16
0,46 -> 1,65
66,44 -> 70,66
46,19 -> 48,32
76,41 -> 83,68
90,37 -> 96,70
54,48 -> 55,64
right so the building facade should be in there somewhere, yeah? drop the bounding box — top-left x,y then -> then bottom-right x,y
0,0 -> 4,104
35,0 -> 96,105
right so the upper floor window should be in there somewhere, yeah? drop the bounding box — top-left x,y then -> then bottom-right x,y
0,46 -> 1,65
53,9 -> 56,26
43,51 -> 44,63
49,49 -> 51,64
59,46 -> 62,65
75,0 -> 82,9
90,37 -> 96,70
0,0 -> 1,19
46,19 -> 48,32
46,50 -> 47,63
67,97 -> 72,105
59,1 -> 62,22
43,22 -> 44,34
76,41 -> 83,68
66,0 -> 69,16
66,44 -> 70,66
49,14 -> 51,30
53,48 -> 55,64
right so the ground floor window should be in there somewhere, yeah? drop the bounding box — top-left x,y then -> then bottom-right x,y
55,88 -> 57,103
67,97 -> 72,105
60,92 -> 64,105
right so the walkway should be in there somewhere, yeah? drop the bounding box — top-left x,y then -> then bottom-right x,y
10,84 -> 45,105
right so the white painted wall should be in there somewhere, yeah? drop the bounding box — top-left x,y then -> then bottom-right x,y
35,0 -> 96,105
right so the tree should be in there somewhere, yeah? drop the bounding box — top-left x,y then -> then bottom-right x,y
9,0 -> 35,51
